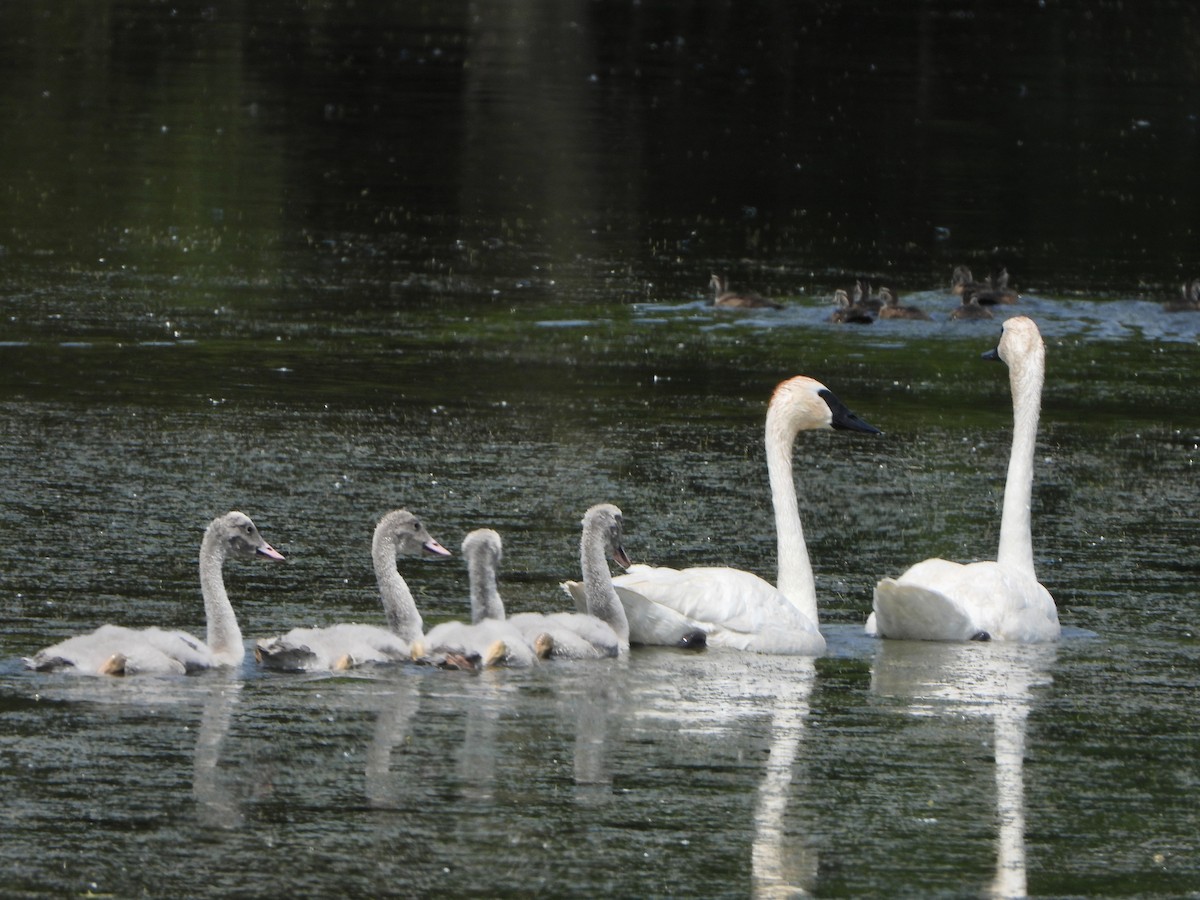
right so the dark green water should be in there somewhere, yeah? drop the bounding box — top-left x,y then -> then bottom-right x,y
1,2 -> 1198,897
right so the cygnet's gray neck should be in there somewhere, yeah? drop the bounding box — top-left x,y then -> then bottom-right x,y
374,538 -> 423,642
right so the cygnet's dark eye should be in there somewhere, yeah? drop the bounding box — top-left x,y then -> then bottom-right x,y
412,519 -> 422,531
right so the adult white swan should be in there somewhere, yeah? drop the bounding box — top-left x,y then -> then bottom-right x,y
255,509 -> 450,672
867,316 -> 1060,642
583,376 -> 880,654
25,511 -> 285,676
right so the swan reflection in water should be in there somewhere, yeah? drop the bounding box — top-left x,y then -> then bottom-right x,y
870,639 -> 1057,898
192,673 -> 246,829
367,667 -> 524,810
750,659 -> 816,899
365,672 -> 427,810
360,649 -> 816,896
626,650 -> 819,898
28,669 -> 253,830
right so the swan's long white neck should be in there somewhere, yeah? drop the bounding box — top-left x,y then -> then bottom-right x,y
199,524 -> 244,666
581,527 -> 629,643
997,340 -> 1044,576
765,402 -> 818,624
468,551 -> 504,622
374,532 -> 424,642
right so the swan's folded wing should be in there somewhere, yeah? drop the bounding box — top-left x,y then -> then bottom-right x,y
979,567 -> 1059,642
613,565 -> 819,638
26,624 -> 200,675
255,638 -> 320,671
138,627 -> 215,673
320,624 -> 412,660
542,612 -> 622,658
255,628 -> 327,670
611,585 -> 710,646
256,624 -> 412,671
872,578 -> 980,641
119,645 -> 190,676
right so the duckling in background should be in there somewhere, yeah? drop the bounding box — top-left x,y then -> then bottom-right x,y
710,274 -> 784,309
830,288 -> 874,324
972,268 -> 1019,305
950,265 -> 987,296
949,292 -> 995,321
1162,279 -> 1200,312
877,287 -> 931,321
853,279 -> 885,313
951,265 -> 1018,304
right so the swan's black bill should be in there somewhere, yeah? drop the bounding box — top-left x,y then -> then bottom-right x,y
819,389 -> 882,435
981,345 -> 1001,361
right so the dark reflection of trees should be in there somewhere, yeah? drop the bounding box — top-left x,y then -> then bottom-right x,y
2,2 -> 1200,289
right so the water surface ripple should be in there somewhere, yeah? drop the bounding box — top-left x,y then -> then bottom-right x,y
1,2 -> 1198,897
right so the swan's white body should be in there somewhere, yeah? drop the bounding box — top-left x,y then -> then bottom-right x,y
26,512 -> 285,676
509,611 -> 621,660
422,618 -> 539,668
255,623 -> 414,672
419,527 -> 545,669
867,316 -> 1060,642
255,510 -> 449,672
594,376 -> 880,655
607,565 -> 824,654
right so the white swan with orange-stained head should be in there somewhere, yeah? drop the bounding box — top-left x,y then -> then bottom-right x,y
576,377 -> 881,655
867,316 -> 1060,642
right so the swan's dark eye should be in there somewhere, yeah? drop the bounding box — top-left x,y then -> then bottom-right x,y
412,519 -> 422,531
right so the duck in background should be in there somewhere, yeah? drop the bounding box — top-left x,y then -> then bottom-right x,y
877,287 -> 931,321
950,265 -> 989,297
1162,279 -> 1200,312
951,266 -> 1018,304
852,279 -> 885,313
973,268 -> 1019,305
710,274 -> 784,310
830,288 -> 874,324
949,292 -> 995,321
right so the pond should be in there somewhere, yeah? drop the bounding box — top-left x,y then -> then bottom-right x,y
0,2 -> 1197,897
